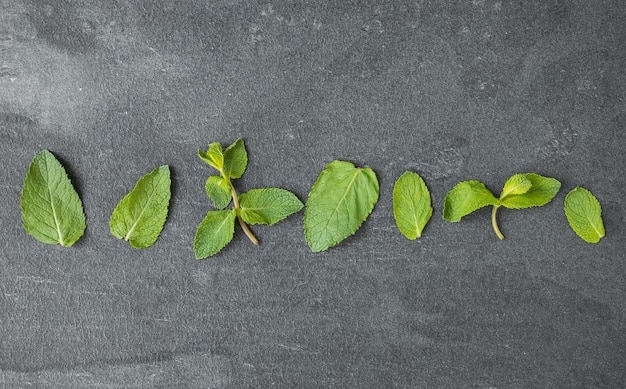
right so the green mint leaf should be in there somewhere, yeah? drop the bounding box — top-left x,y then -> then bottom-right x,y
500,173 -> 532,200
223,138 -> 247,179
393,171 -> 432,240
304,160 -> 379,252
20,149 -> 86,247
564,187 -> 605,243
194,209 -> 237,259
239,188 -> 304,226
205,175 -> 232,210
109,165 -> 171,249
442,180 -> 498,222
499,173 -> 560,209
198,142 -> 224,172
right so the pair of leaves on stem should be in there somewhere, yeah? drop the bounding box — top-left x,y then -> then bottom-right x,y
194,139 -> 304,259
443,173 -> 562,240
21,150 -> 171,248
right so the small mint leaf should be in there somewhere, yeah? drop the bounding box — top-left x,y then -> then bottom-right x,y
500,173 -> 532,200
198,142 -> 224,172
20,149 -> 86,247
564,187 -> 605,243
110,165 -> 171,249
223,138 -> 247,179
443,180 -> 498,222
393,171 -> 432,240
239,188 -> 304,226
194,209 -> 237,259
499,173 -> 560,209
205,175 -> 232,209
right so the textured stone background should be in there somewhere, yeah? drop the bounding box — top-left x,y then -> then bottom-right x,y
1,0 -> 625,387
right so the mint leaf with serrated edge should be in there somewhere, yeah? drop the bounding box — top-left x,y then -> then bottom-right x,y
110,165 -> 171,249
21,149 -> 86,247
393,171 -> 432,240
205,175 -> 232,210
564,187 -> 605,243
444,173 -> 560,240
239,188 -> 304,226
443,180 -> 498,222
223,138 -> 247,179
194,209 -> 237,259
304,160 -> 379,252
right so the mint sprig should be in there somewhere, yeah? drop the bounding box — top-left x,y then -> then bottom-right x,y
443,173 -> 561,240
194,139 -> 304,259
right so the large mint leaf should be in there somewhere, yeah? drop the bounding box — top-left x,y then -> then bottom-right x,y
205,175 -> 232,210
393,171 -> 432,240
223,138 -> 247,179
500,173 -> 560,209
110,165 -> 171,249
443,180 -> 498,222
20,149 -> 86,246
304,160 -> 379,252
564,187 -> 605,243
239,188 -> 304,226
194,209 -> 236,259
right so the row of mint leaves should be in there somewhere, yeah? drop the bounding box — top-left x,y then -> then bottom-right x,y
20,140 -> 605,258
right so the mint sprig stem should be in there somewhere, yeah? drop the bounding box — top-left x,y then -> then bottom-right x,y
227,177 -> 259,245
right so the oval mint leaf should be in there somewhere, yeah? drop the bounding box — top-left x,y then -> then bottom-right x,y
239,188 -> 304,226
442,180 -> 498,222
500,173 -> 560,209
564,187 -> 605,243
304,160 -> 379,252
110,165 -> 171,249
21,149 -> 86,247
194,209 -> 237,259
393,171 -> 432,240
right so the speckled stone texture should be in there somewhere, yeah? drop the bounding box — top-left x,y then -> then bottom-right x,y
1,1 -> 625,387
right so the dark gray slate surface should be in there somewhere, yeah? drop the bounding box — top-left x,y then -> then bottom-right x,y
1,1 -> 625,387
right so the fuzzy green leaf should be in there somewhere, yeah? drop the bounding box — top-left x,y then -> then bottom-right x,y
564,187 -> 605,243
443,180 -> 498,222
194,209 -> 237,259
205,175 -> 232,210
239,188 -> 304,226
499,173 -> 560,209
198,142 -> 224,172
110,165 -> 171,249
304,160 -> 379,252
393,171 -> 432,240
500,174 -> 532,200
20,150 -> 86,247
223,138 -> 248,179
